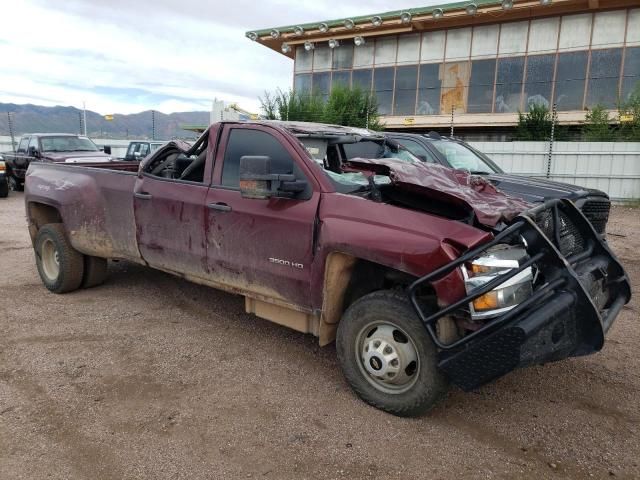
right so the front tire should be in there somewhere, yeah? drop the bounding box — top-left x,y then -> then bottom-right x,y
35,224 -> 84,293
336,290 -> 448,417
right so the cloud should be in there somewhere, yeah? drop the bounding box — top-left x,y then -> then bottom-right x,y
1,0 -> 437,115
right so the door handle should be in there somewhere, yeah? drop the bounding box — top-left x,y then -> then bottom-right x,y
207,202 -> 232,212
134,192 -> 152,200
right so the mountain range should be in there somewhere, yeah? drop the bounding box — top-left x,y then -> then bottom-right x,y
0,103 -> 209,140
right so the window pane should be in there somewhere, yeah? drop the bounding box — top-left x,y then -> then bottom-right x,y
586,48 -> 623,108
294,74 -> 312,95
417,64 -> 442,115
528,18 -> 559,54
495,56 -> 525,112
468,59 -> 496,113
499,21 -> 528,57
295,46 -> 313,72
421,31 -> 445,62
623,47 -> 640,100
353,42 -> 374,67
397,33 -> 420,64
524,54 -> 555,109
18,138 -> 28,153
472,25 -> 498,58
441,61 -> 470,114
222,129 -> 294,187
352,69 -> 372,91
313,72 -> 331,101
395,138 -> 437,162
558,14 -> 592,52
394,66 -> 418,115
555,51 -> 587,110
628,9 -> 640,45
332,71 -> 351,89
445,28 -> 472,60
313,46 -> 332,70
592,11 -> 626,49
375,37 -> 397,66
333,45 -> 353,69
374,67 -> 394,115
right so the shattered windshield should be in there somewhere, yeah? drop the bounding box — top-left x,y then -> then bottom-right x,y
298,136 -> 415,193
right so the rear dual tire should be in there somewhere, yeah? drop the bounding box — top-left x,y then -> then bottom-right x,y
35,223 -> 108,293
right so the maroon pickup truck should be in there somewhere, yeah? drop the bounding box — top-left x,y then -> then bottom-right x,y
24,121 -> 631,416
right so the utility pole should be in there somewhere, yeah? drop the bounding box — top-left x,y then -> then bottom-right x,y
7,112 -> 16,153
82,101 -> 87,136
78,112 -> 83,135
152,110 -> 156,140
365,97 -> 370,130
547,103 -> 558,179
450,104 -> 455,138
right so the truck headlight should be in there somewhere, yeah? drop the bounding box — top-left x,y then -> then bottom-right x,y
462,245 -> 533,319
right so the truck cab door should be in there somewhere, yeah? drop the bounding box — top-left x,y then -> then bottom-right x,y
133,140 -> 213,278
204,125 -> 320,309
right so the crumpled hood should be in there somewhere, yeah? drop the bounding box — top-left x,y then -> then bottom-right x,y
347,158 -> 533,227
44,151 -> 115,163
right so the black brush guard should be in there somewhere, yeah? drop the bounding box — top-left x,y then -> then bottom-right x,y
408,198 -> 631,391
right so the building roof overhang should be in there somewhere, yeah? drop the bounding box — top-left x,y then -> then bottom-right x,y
246,0 -> 634,58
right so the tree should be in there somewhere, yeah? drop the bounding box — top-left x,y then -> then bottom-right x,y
259,86 -> 383,130
514,103 -> 553,141
618,83 -> 640,142
583,105 -> 616,141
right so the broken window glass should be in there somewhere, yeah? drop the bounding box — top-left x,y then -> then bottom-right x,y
332,71 -> 351,89
495,56 -> 525,113
555,51 -> 587,111
394,65 -> 418,115
524,54 -> 555,109
586,48 -> 623,108
468,59 -> 496,113
417,63 -> 442,115
352,69 -> 373,91
374,67 -> 395,115
622,47 -> 640,101
294,74 -> 312,95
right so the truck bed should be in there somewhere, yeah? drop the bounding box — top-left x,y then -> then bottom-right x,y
25,162 -> 142,262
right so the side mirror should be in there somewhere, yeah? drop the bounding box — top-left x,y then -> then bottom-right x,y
102,145 -> 112,155
416,154 -> 428,163
28,146 -> 40,158
239,155 -> 305,200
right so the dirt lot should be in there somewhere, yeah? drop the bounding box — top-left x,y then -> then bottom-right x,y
0,192 -> 638,480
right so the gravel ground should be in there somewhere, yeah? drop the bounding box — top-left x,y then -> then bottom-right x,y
0,191 -> 638,480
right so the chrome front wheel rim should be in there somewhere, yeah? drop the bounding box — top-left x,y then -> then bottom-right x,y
355,321 -> 420,394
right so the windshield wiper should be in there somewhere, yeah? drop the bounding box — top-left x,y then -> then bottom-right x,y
470,170 -> 492,175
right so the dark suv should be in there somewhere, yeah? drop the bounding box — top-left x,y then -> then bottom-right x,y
379,132 -> 611,235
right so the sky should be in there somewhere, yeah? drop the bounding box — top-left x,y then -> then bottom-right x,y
0,0 -> 441,115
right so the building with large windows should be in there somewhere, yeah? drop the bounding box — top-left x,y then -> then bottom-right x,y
247,0 -> 640,137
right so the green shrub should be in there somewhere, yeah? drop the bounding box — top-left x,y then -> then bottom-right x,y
260,86 -> 382,130
584,105 -> 615,141
514,104 -> 553,141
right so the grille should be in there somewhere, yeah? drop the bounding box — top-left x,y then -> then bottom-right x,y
535,210 -> 585,258
580,199 -> 610,234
